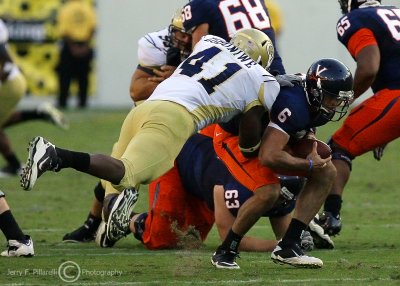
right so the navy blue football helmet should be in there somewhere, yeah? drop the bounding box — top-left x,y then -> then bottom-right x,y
305,58 -> 354,122
338,0 -> 381,14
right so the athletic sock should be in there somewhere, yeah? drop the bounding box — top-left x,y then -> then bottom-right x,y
281,218 -> 307,246
0,210 -> 25,241
220,229 -> 243,253
324,194 -> 342,218
84,213 -> 102,233
55,147 -> 90,172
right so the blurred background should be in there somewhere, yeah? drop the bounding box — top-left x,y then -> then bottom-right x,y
1,0 -> 398,108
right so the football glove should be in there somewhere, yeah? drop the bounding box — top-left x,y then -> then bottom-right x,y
166,47 -> 182,67
300,230 -> 314,251
275,73 -> 304,87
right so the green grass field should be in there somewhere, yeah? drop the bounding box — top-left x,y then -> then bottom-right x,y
0,109 -> 399,285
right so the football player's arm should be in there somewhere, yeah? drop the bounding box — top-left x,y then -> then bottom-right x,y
213,186 -> 277,252
191,23 -> 209,48
353,45 -> 380,99
129,67 -> 159,102
238,106 -> 265,158
148,65 -> 177,83
346,29 -> 379,99
259,125 -> 329,173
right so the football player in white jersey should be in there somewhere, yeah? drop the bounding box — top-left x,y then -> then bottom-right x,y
0,19 -> 68,178
130,9 -> 192,104
20,28 -> 281,245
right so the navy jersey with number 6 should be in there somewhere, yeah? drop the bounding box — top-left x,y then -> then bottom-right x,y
182,0 -> 285,75
336,5 -> 400,92
269,85 -> 330,138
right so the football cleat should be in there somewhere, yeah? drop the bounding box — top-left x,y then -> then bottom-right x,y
20,136 -> 59,191
308,219 -> 334,249
63,225 -> 96,243
271,241 -> 323,268
314,211 -> 342,236
95,221 -> 117,248
211,248 -> 240,269
106,188 -> 139,241
1,235 -> 34,257
37,102 -> 69,130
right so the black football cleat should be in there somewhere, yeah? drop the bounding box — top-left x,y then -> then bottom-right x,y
211,248 -> 240,269
314,211 -> 342,236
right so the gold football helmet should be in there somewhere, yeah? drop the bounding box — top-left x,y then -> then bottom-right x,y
230,28 -> 274,69
169,9 -> 192,59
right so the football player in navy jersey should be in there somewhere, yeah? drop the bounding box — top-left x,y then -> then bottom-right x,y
212,58 -> 353,269
182,0 -> 285,75
316,0 -> 400,236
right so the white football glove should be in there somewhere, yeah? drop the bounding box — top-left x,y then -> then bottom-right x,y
300,230 -> 314,251
275,73 -> 305,87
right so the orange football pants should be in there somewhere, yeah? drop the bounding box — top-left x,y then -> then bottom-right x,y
142,165 -> 214,250
332,89 -> 400,156
213,125 -> 279,192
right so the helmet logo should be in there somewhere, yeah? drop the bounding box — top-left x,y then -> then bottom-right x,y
315,64 -> 328,77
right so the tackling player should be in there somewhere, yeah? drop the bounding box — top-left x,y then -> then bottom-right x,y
316,0 -> 400,236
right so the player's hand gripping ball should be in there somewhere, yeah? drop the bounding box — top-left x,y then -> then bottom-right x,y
286,138 -> 332,159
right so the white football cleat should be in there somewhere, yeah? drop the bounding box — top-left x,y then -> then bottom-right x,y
271,241 -> 323,268
37,102 -> 69,130
1,235 -> 34,257
308,219 -> 335,249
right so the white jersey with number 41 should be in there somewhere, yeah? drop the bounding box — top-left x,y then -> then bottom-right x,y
148,35 -> 280,131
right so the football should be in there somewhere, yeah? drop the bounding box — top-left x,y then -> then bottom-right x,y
286,138 -> 332,159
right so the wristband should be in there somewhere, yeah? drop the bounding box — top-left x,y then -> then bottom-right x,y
239,140 -> 261,153
308,159 -> 313,172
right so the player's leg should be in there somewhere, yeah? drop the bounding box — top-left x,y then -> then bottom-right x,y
2,104 -> 69,130
0,73 -> 26,177
0,191 -> 34,257
212,183 -> 280,269
321,89 -> 400,235
271,160 -> 336,268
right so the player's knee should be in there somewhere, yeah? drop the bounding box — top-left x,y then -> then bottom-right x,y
93,182 -> 105,203
328,139 -> 354,171
279,176 -> 305,199
255,185 -> 280,205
